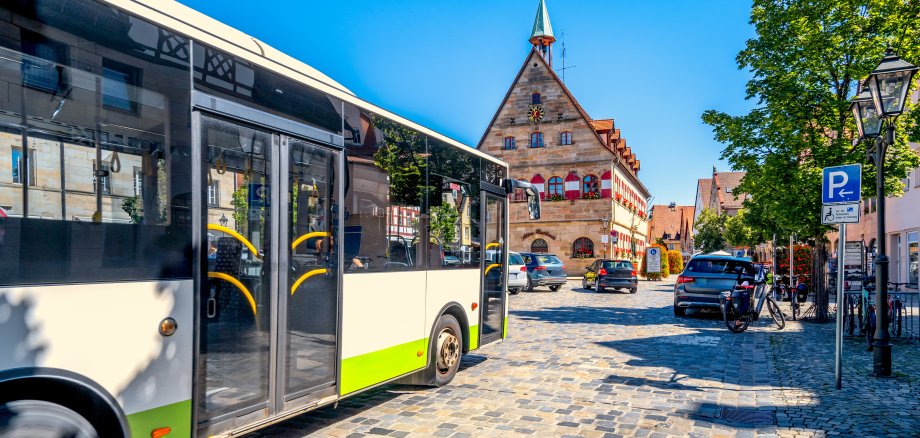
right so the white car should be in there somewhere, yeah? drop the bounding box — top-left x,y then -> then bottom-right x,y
507,251 -> 528,294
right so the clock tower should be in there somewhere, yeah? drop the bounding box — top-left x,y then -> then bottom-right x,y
529,0 -> 555,67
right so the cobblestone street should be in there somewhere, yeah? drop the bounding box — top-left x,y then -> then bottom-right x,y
247,278 -> 920,437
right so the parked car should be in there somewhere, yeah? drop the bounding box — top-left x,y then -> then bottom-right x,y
507,251 -> 527,294
443,255 -> 461,267
582,259 -> 637,293
673,255 -> 754,316
520,252 -> 567,292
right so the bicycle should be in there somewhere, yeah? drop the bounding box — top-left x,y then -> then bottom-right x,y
720,266 -> 785,333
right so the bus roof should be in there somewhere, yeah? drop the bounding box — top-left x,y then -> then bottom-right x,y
104,0 -> 506,167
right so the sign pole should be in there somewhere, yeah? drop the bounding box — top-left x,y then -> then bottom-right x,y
835,223 -> 846,389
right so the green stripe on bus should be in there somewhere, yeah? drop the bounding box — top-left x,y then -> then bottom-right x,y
469,324 -> 479,350
503,317 -> 508,338
126,399 -> 191,438
341,338 -> 428,395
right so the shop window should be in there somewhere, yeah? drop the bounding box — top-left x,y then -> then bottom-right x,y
530,132 -> 544,148
503,136 -> 516,150
531,238 -> 548,253
560,131 -> 572,145
573,237 -> 594,258
208,180 -> 219,207
547,176 -> 563,198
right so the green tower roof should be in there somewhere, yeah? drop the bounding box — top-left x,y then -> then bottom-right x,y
529,0 -> 555,44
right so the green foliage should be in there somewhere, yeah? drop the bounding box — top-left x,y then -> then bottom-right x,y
702,0 -> 920,243
371,116 -> 429,207
121,196 -> 143,224
430,203 -> 460,246
694,209 -> 727,253
639,244 -> 670,280
667,250 -> 684,274
231,184 -> 248,231
724,210 -> 758,248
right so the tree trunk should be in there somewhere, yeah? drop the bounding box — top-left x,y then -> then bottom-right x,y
814,237 -> 828,322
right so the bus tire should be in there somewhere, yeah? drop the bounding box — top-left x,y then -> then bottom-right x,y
432,314 -> 462,387
0,400 -> 98,438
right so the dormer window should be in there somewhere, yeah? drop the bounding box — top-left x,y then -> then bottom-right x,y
532,93 -> 541,104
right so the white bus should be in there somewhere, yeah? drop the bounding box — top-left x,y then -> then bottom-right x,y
0,1 -> 540,436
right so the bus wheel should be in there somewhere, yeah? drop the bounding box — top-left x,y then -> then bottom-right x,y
432,314 -> 462,386
0,400 -> 98,438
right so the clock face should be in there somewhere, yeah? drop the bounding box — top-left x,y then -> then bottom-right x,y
528,104 -> 545,122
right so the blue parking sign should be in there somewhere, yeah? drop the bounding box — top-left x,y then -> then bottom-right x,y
822,164 -> 861,204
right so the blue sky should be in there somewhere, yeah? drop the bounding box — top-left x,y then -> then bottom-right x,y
177,0 -> 756,206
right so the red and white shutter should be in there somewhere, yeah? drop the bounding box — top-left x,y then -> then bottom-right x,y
564,172 -> 580,200
600,170 -> 612,198
530,174 -> 545,200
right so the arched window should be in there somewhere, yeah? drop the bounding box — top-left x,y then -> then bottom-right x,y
573,237 -> 594,258
582,174 -> 599,196
531,238 -> 548,253
503,136 -> 516,150
547,176 -> 564,198
530,132 -> 544,148
560,131 -> 573,145
532,92 -> 541,104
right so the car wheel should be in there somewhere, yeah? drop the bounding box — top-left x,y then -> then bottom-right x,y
509,288 -> 519,295
673,306 -> 686,316
582,278 -> 588,290
431,314 -> 463,387
524,277 -> 533,292
629,288 -> 637,294
595,279 -> 604,293
549,285 -> 561,292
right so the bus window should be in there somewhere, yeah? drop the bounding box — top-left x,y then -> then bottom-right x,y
0,2 -> 192,286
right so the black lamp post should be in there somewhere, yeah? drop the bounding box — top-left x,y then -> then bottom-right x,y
850,48 -> 919,377
219,213 -> 229,227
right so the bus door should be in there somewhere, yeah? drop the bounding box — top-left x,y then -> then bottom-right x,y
195,102 -> 341,435
479,188 -> 507,346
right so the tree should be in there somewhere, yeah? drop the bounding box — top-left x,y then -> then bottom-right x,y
667,250 -> 684,274
639,244 -> 670,280
724,209 -> 757,249
694,209 -> 727,254
701,0 -> 920,321
430,204 -> 459,246
121,196 -> 143,224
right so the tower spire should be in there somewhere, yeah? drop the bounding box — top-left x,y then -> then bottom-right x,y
529,0 -> 555,66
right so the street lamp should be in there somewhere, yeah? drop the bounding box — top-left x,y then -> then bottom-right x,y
601,214 -> 610,258
219,213 -> 229,227
850,47 -> 919,377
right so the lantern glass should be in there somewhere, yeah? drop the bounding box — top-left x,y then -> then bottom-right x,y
856,98 -> 883,138
870,70 -> 915,116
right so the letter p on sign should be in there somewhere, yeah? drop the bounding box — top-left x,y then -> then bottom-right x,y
828,171 -> 847,198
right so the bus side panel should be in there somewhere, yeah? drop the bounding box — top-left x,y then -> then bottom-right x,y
424,270 -> 481,351
340,272 -> 426,395
0,280 -> 193,435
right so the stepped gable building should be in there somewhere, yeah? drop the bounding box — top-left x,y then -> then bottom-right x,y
477,0 -> 651,272
649,204 -> 695,259
691,166 -> 747,255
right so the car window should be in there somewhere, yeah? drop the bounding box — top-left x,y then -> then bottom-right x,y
537,255 -> 561,264
603,261 -> 634,269
509,253 -> 524,265
686,258 -> 753,275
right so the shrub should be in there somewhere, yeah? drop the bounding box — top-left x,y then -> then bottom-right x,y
667,250 -> 683,274
639,244 -> 669,280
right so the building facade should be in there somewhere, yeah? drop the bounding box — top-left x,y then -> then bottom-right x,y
478,0 -> 651,273
648,204 -> 695,259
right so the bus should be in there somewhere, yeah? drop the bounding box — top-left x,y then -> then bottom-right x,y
0,1 -> 541,436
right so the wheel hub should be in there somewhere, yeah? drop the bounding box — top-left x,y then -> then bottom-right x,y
436,329 -> 460,373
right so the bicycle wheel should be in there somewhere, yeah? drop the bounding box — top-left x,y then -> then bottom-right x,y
766,296 -> 785,330
723,304 -> 749,333
790,296 -> 798,321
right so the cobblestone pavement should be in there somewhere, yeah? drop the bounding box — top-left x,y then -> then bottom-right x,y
245,278 -> 920,437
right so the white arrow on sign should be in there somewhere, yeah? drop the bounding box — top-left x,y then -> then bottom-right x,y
838,189 -> 853,197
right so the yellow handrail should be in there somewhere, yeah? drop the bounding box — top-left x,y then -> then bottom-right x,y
485,242 -> 501,249
291,231 -> 330,251
207,272 -> 257,316
484,263 -> 502,276
291,268 -> 328,295
207,224 -> 261,260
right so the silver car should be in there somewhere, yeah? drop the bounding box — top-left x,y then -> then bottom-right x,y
507,251 -> 527,294
673,255 -> 754,316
